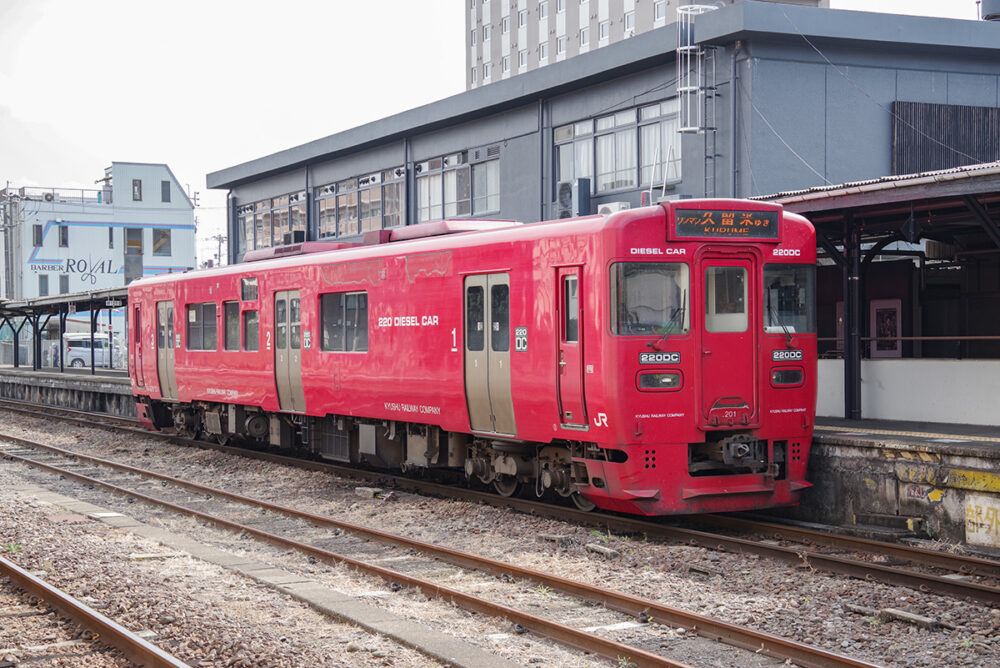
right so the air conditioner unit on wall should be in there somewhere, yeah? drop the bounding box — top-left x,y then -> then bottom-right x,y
598,201 -> 631,216
555,178 -> 590,219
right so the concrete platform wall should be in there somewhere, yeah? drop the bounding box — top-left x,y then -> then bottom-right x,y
818,359 -> 1000,426
0,370 -> 135,417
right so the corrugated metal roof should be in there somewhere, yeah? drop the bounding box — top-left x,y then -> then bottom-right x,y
755,161 -> 1000,204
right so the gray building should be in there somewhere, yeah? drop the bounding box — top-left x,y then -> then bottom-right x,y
208,1 -> 1000,263
466,0 -> 825,90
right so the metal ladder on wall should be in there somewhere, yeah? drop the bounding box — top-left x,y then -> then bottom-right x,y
677,5 -> 720,198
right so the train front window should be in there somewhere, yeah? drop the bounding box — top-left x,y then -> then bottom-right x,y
611,263 -> 690,336
705,267 -> 747,333
763,264 -> 815,334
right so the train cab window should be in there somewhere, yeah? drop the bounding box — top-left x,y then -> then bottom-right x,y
705,267 -> 748,333
289,297 -> 301,350
243,310 -> 259,351
611,263 -> 690,336
564,276 -> 579,342
763,264 -> 816,334
321,291 -> 368,352
490,284 -> 510,351
466,286 -> 485,351
187,303 -> 217,350
223,301 -> 240,351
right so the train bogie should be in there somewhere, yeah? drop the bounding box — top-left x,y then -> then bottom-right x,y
129,200 -> 817,516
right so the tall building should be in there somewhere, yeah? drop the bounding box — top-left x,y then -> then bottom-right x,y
466,0 -> 827,89
0,162 -> 197,299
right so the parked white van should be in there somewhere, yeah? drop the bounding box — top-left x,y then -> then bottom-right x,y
64,334 -> 112,368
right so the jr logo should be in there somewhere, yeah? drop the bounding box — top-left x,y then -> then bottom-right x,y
593,412 -> 608,427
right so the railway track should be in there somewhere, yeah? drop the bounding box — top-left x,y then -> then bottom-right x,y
0,555 -> 187,667
6,397 -> 1000,603
0,430 -> 874,668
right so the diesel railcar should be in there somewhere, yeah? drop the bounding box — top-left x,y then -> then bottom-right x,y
128,199 -> 817,515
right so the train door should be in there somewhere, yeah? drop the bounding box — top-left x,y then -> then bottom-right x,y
133,304 -> 144,387
274,290 -> 305,412
155,301 -> 177,400
700,256 -> 757,426
557,267 -> 587,426
463,273 -> 516,435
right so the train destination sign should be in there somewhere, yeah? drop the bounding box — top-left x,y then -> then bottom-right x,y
674,209 -> 779,240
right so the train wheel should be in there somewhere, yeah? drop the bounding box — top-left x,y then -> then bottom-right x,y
571,492 -> 596,512
493,475 -> 522,498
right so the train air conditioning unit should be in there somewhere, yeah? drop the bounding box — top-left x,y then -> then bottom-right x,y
598,201 -> 631,216
554,178 -> 590,219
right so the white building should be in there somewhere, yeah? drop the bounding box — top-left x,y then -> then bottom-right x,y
0,162 -> 196,299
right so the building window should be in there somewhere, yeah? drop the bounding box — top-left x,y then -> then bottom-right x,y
161,180 -> 171,202
580,26 -> 590,47
33,224 -> 42,247
640,99 -> 682,185
471,67 -> 478,83
224,301 -> 240,351
132,179 -> 142,201
152,229 -> 172,256
417,155 -> 469,222
594,110 -> 638,192
502,16 -> 510,33
540,41 -> 549,60
625,10 -> 635,33
186,303 -> 217,351
483,24 -> 491,41
557,0 -> 565,12
237,204 -> 254,254
557,36 -> 567,55
321,291 -> 369,352
38,274 -> 48,297
108,227 -> 114,249
599,20 -> 610,40
483,62 -> 492,79
471,29 -> 477,45
502,55 -> 510,73
519,8 -> 528,26
316,168 -> 404,239
58,225 -> 68,248
539,1 -> 548,19
554,120 -> 594,191
519,49 -> 528,68
654,0 -> 667,21
472,159 -> 500,214
59,274 -> 69,295
242,310 -> 259,351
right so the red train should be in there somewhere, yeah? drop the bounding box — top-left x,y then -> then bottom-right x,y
128,199 -> 817,515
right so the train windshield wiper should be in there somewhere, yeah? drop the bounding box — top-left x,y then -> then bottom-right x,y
647,290 -> 686,351
769,305 -> 794,348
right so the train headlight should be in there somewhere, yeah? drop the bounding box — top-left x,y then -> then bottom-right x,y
637,371 -> 682,391
771,367 -> 804,387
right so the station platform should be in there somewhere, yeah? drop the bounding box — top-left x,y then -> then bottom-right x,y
0,365 -> 134,417
786,417 -> 1000,549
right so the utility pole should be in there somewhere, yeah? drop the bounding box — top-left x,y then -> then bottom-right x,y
212,233 -> 227,267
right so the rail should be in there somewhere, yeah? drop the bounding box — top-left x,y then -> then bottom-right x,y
0,556 -> 188,667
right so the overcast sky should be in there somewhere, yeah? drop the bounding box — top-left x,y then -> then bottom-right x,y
0,0 -> 986,263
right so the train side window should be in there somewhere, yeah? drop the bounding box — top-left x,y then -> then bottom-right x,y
157,312 -> 165,349
705,267 -> 748,333
563,276 -> 579,342
241,277 -> 258,301
466,286 -> 484,351
223,301 -> 240,351
243,310 -> 259,351
289,297 -> 301,350
321,291 -> 368,352
491,284 -> 510,352
187,303 -> 217,350
276,299 -> 287,349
